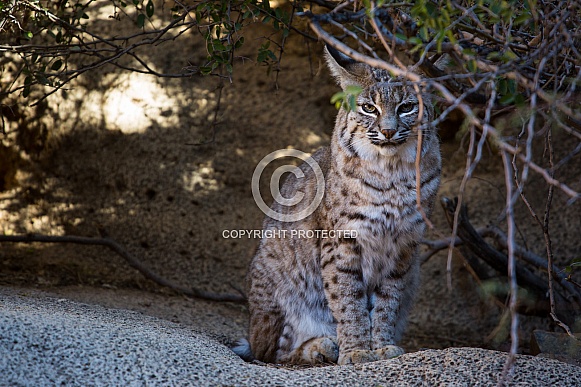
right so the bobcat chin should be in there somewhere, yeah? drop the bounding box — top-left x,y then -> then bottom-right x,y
233,45 -> 441,365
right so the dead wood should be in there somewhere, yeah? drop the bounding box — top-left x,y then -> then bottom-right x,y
440,197 -> 579,325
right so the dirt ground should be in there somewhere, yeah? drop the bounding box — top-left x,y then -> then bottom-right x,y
1,2 -> 580,359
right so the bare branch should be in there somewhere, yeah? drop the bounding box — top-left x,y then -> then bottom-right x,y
0,234 -> 246,304
499,150 -> 519,384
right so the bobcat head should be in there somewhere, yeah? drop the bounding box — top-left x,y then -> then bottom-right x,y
325,45 -> 435,161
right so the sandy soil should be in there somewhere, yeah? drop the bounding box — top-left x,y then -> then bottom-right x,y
1,1 -> 580,359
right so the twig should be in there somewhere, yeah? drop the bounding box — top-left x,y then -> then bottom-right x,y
498,150 -> 518,386
0,233 -> 246,303
543,130 -> 574,335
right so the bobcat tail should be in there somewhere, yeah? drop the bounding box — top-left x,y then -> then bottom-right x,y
231,338 -> 255,362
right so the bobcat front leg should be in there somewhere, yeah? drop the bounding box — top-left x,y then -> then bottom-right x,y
367,278 -> 406,360
368,249 -> 419,360
321,238 -> 377,365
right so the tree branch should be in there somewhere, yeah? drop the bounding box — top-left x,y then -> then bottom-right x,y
0,234 -> 246,304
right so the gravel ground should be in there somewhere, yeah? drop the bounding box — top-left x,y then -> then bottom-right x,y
1,287 -> 579,386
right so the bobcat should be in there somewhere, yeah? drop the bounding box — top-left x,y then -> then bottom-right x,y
233,46 -> 441,365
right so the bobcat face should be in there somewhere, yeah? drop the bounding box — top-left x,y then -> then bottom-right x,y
354,83 -> 424,148
344,81 -> 432,161
324,46 -> 434,161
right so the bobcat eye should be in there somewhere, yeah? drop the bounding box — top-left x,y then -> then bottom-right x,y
398,102 -> 416,114
361,104 -> 377,114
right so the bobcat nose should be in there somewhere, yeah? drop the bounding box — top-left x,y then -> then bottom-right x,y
380,129 -> 397,139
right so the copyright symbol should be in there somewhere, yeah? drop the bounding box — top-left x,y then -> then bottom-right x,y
251,149 -> 325,222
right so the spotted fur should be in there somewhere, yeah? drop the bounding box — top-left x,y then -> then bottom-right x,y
234,46 -> 441,365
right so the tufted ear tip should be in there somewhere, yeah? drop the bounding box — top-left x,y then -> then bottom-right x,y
323,44 -> 369,90
324,44 -> 356,69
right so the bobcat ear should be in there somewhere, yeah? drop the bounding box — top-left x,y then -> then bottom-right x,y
324,45 -> 371,90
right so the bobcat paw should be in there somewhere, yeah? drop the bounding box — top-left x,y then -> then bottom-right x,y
287,336 -> 339,364
306,337 -> 339,364
374,345 -> 405,360
338,349 -> 379,365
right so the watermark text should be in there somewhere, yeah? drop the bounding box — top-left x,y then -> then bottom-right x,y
222,229 -> 358,239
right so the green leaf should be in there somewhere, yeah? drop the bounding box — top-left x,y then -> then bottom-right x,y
199,66 -> 212,75
487,51 -> 502,61
501,50 -> 518,63
410,43 -> 423,54
35,73 -> 51,86
425,2 -> 436,17
137,13 -> 145,28
146,0 -> 154,18
257,42 -> 275,63
234,37 -> 244,49
514,94 -> 526,107
446,30 -> 456,45
467,59 -> 477,73
345,85 -> 362,95
331,86 -> 362,111
419,26 -> 428,41
462,48 -> 476,57
507,79 -> 516,94
346,94 -> 357,111
498,79 -> 508,94
514,12 -> 531,25
408,37 -> 422,45
499,94 -> 515,105
23,31 -> 33,40
395,33 -> 408,41
330,92 -> 344,105
211,39 -> 226,52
